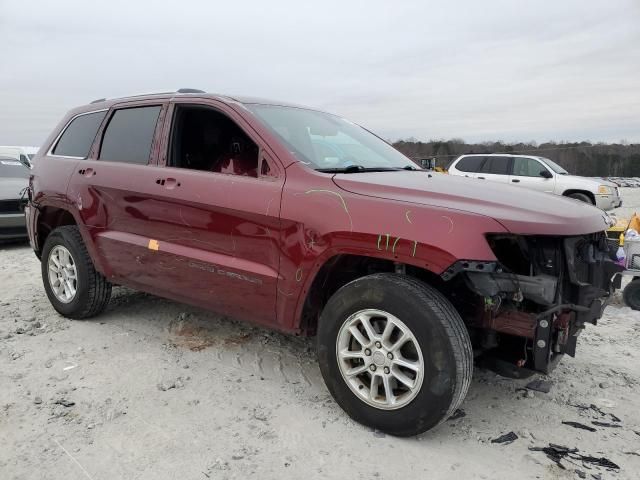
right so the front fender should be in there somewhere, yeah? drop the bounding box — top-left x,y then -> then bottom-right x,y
276,167 -> 507,330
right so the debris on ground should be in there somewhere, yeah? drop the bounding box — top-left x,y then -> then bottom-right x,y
157,377 -> 185,391
592,421 -> 622,428
529,443 -> 620,472
623,450 -> 640,457
448,409 -> 466,421
562,421 -> 597,432
569,403 -> 622,424
491,432 -> 518,444
525,379 -> 553,393
53,398 -> 75,407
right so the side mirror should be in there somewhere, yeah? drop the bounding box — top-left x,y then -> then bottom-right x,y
540,170 -> 553,179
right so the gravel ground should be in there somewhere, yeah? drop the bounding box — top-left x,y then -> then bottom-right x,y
1,189 -> 640,480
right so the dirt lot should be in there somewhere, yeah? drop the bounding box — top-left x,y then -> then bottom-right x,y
2,189 -> 640,480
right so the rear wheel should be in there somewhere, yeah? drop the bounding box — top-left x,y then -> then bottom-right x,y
623,279 -> 640,311
317,273 -> 473,436
567,192 -> 593,205
41,226 -> 111,319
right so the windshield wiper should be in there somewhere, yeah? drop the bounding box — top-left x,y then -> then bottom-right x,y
316,165 -> 401,174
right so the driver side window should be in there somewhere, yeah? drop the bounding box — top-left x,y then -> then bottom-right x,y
513,157 -> 546,177
169,105 -> 259,177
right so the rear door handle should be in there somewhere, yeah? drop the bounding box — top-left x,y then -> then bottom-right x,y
478,176 -> 485,180
512,179 -> 520,183
78,168 -> 96,177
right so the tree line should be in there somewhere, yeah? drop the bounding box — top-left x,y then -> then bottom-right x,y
392,139 -> 640,177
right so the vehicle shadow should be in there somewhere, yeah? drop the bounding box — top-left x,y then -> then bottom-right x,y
0,238 -> 30,251
98,286 -> 540,440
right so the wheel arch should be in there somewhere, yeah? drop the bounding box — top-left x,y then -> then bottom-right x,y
33,204 -> 107,276
35,205 -> 77,256
296,251 -> 448,335
562,189 -> 595,204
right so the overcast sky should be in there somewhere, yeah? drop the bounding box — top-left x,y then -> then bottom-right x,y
1,0 -> 639,146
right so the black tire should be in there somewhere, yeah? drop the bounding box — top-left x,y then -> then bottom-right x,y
567,192 -> 594,205
41,226 -> 111,319
623,279 -> 640,311
317,273 -> 473,436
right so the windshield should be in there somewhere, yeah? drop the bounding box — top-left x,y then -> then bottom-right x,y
539,157 -> 568,174
0,158 -> 30,178
246,105 -> 416,171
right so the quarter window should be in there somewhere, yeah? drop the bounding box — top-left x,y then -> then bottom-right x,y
455,156 -> 484,173
99,106 -> 161,164
513,157 -> 547,177
52,111 -> 107,158
480,156 -> 510,175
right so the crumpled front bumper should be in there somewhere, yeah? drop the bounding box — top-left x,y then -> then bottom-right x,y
459,232 -> 623,374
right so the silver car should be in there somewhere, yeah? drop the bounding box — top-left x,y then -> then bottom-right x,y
448,154 -> 622,211
0,156 -> 29,240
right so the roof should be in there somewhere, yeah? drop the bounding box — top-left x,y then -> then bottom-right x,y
84,89 -> 309,110
458,153 -> 546,159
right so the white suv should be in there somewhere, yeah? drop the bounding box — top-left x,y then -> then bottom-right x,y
448,154 -> 622,211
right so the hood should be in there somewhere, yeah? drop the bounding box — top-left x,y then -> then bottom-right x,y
333,171 -> 611,235
0,177 -> 29,201
560,174 -> 616,190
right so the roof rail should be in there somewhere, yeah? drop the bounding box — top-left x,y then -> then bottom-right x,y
176,88 -> 206,94
90,98 -> 106,104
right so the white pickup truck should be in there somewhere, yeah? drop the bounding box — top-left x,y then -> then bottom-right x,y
448,154 -> 622,211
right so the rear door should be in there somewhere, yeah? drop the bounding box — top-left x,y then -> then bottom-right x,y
67,101 -> 172,285
476,156 -> 511,184
509,156 -> 555,193
451,155 -> 485,178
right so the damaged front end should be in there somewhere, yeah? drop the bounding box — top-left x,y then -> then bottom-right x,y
443,232 -> 623,376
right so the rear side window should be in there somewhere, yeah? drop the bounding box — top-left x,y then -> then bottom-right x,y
455,156 -> 484,173
480,156 -> 510,175
52,111 -> 107,158
99,106 -> 161,164
513,157 -> 547,177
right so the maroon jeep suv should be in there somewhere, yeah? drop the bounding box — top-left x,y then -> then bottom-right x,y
26,90 -> 621,436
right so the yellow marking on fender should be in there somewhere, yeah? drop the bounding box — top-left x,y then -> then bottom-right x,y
377,234 -> 382,250
391,236 -> 401,254
295,268 -> 303,282
411,240 -> 417,257
304,189 -> 353,232
405,210 -> 413,224
148,239 -> 160,251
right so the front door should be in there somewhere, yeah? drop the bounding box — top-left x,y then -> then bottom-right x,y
146,101 -> 284,326
509,156 -> 555,193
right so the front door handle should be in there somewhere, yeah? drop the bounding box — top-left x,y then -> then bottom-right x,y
512,179 -> 520,183
478,176 -> 485,180
155,178 -> 181,189
78,168 -> 96,177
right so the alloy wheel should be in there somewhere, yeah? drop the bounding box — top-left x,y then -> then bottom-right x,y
336,309 -> 424,410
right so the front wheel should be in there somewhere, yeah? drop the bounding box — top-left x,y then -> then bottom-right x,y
317,273 -> 473,436
567,192 -> 594,205
41,226 -> 112,319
